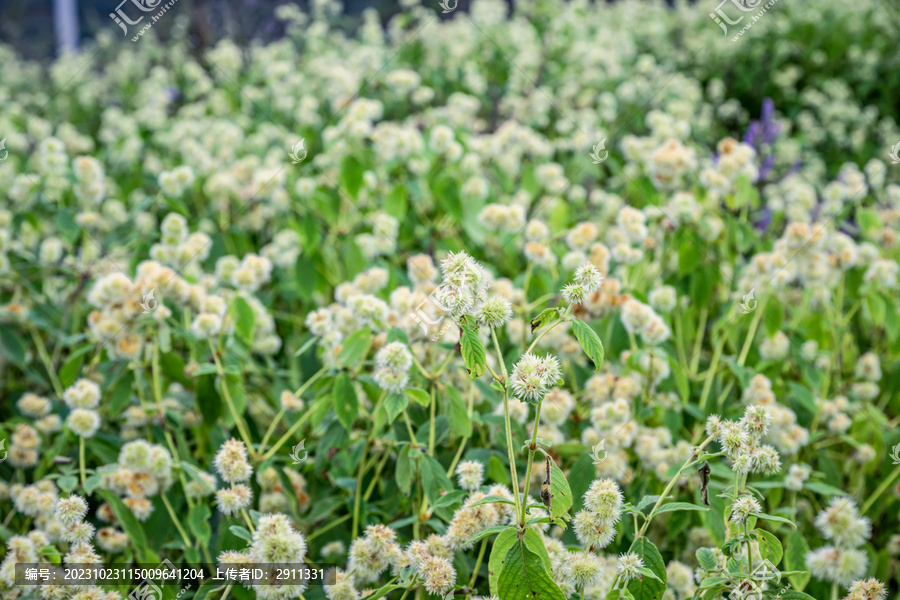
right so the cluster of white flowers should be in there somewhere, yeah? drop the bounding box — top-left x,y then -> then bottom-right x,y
706,406 -> 782,476
101,440 -> 174,521
806,497 -> 871,588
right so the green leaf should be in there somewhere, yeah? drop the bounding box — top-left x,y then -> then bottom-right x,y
59,344 -> 92,388
783,530 -> 811,590
447,386 -> 471,437
420,454 -> 454,506
751,512 -> 797,528
466,495 -> 517,508
0,328 -> 27,369
231,296 -> 255,345
803,481 -> 847,496
652,502 -> 711,515
97,490 -> 150,562
107,370 -> 135,418
333,373 -> 359,431
571,317 -> 605,371
489,528 -> 551,596
626,538 -> 666,600
548,463 -> 573,523
196,373 -> 222,424
496,535 -> 567,600
636,495 -> 662,511
338,329 -> 372,368
568,454 -> 595,513
405,388 -> 430,406
636,566 -> 663,582
188,504 -> 212,544
467,525 -> 513,545
531,308 -> 561,333
778,593 -> 817,600
396,445 -> 414,495
459,315 -> 486,378
384,393 -> 409,424
229,525 -> 252,542
763,296 -> 783,337
360,584 -> 405,600
431,489 -> 468,509
755,528 -> 783,565
696,548 -> 718,572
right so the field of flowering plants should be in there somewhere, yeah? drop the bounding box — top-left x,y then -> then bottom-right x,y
1,0 -> 900,599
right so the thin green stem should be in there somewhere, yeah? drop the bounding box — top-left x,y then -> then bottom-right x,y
690,307 -> 709,377
241,508 -> 256,534
261,398 -> 321,461
502,386 -> 523,521
468,538 -> 488,588
31,328 -> 63,397
209,341 -> 257,459
520,402 -> 543,525
309,514 -> 351,542
258,407 -> 286,456
638,436 -> 715,538
861,462 -> 900,515
402,411 -> 419,447
161,493 -> 193,549
352,437 -> 372,539
738,300 -> 765,365
428,386 -> 436,456
79,437 -> 86,489
364,450 -> 393,501
698,334 -> 726,412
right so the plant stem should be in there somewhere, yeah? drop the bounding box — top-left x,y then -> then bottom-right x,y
308,514 -> 351,542
364,450 -> 393,501
698,335 -> 726,412
520,402 -> 543,525
258,407 -> 286,456
468,538 -> 488,588
402,411 -> 419,447
352,437 -> 372,539
79,437 -> 86,488
861,462 -> 900,515
209,341 -> 257,459
31,328 -> 63,397
502,385 -> 523,521
690,307 -> 708,377
428,385 -> 436,456
161,492 -> 193,549
241,508 -> 255,533
261,398 -> 322,461
638,435 -> 715,537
